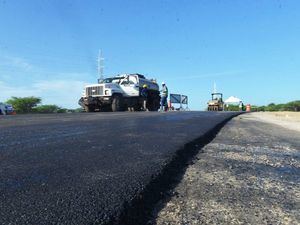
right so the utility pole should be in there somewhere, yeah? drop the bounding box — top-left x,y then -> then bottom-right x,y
98,49 -> 104,81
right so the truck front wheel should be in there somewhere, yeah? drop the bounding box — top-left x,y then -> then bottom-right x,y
111,95 -> 124,112
84,105 -> 95,112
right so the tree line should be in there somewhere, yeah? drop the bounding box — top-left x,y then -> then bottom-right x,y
226,101 -> 300,112
253,101 -> 300,112
5,96 -> 81,114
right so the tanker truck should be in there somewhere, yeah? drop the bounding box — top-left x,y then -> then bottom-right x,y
79,73 -> 161,112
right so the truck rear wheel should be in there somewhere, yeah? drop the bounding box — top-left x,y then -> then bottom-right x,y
149,98 -> 160,111
112,95 -> 124,112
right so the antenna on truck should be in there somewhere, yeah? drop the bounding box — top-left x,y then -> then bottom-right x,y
98,49 -> 104,81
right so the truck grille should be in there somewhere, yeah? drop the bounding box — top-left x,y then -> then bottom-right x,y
86,86 -> 103,96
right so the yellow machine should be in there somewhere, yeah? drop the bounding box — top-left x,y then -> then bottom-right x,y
207,93 -> 224,111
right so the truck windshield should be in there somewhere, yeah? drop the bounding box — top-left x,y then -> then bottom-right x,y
99,77 -> 123,84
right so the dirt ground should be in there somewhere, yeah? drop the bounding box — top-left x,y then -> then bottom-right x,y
152,113 -> 300,225
249,112 -> 300,132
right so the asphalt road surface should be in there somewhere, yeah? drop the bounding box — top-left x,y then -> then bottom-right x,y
0,112 -> 238,225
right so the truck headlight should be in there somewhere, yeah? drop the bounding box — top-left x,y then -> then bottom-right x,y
105,90 -> 109,95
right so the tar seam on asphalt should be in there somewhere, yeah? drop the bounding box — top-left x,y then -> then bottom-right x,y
116,114 -> 241,225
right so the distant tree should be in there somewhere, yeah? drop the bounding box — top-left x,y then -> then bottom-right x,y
257,106 -> 266,111
74,108 -> 84,113
34,105 -> 60,113
284,101 -> 300,111
275,104 -> 285,111
247,105 -> 259,112
6,96 -> 41,113
57,108 -> 68,113
255,100 -> 300,112
226,105 -> 239,111
265,103 -> 277,111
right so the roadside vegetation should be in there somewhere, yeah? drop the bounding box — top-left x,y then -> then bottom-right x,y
252,100 -> 300,112
5,96 -> 82,114
227,100 -> 300,112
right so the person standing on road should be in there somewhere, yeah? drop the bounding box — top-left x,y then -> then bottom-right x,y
160,82 -> 168,111
239,101 -> 244,111
141,84 -> 149,111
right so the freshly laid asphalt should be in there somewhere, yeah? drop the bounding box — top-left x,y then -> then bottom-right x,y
0,111 -> 238,225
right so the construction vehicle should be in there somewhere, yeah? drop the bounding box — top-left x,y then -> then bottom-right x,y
207,93 -> 224,111
79,73 -> 161,112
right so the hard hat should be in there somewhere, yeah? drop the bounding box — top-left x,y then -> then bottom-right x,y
162,81 -> 165,85
143,84 -> 148,88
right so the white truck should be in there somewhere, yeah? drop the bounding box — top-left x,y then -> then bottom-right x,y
79,73 -> 161,112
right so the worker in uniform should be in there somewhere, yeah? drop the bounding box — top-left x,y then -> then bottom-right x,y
160,82 -> 168,111
239,101 -> 244,111
141,84 -> 149,111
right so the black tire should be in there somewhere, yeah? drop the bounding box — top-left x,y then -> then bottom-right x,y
99,105 -> 111,112
111,95 -> 124,112
84,105 -> 95,112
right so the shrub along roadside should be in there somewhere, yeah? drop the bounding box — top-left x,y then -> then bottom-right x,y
226,101 -> 300,112
6,96 -> 41,113
254,101 -> 300,112
5,96 -> 68,114
33,105 -> 68,113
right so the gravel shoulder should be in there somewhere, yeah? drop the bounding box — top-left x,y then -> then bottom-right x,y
153,113 -> 300,225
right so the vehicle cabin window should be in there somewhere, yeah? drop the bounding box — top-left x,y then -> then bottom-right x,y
121,78 -> 129,85
121,76 -> 137,85
129,76 -> 138,84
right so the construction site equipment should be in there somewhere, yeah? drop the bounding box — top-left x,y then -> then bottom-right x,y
207,93 -> 224,111
246,104 -> 251,112
79,73 -> 161,112
169,94 -> 189,111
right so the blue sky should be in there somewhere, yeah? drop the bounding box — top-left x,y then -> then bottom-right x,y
0,0 -> 299,109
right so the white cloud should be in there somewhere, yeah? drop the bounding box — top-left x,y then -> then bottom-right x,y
0,54 -> 93,108
0,56 -> 33,71
0,80 -> 88,108
0,81 -> 37,98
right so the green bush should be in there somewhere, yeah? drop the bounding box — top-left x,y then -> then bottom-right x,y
225,105 -> 240,111
284,101 -> 300,111
5,96 -> 72,114
33,105 -> 60,113
57,108 -> 68,113
6,96 -> 41,113
256,100 -> 300,112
